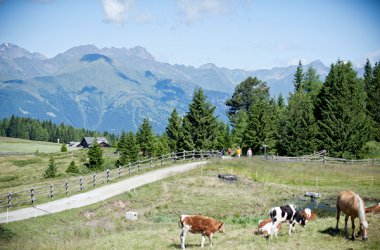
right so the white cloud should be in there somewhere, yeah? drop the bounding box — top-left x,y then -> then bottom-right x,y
102,0 -> 134,23
177,0 -> 230,24
46,112 -> 56,117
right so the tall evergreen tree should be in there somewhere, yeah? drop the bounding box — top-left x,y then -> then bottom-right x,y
165,108 -> 182,152
303,66 -> 323,103
277,92 -> 318,156
231,111 -> 248,147
226,77 -> 269,126
125,131 -> 140,163
183,88 -> 218,150
293,60 -> 304,92
136,118 -> 155,157
316,60 -> 370,158
117,131 -> 128,165
153,135 -> 171,156
365,61 -> 380,141
177,117 -> 194,151
88,138 -> 104,169
243,99 -> 277,154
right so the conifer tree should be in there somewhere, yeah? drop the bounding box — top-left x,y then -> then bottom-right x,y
303,66 -> 323,103
177,117 -> 194,151
183,88 -> 218,150
136,118 -> 155,157
231,111 -> 248,147
316,60 -> 370,158
165,108 -> 182,152
61,144 -> 67,152
117,131 -> 128,165
88,138 -> 104,169
364,60 -> 380,141
226,77 -> 269,126
125,131 -> 140,163
293,60 -> 304,92
66,160 -> 79,173
277,92 -> 318,156
44,156 -> 57,178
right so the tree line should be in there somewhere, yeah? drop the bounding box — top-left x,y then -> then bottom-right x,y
1,59 -> 379,159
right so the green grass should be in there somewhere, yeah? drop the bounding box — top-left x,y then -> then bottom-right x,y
1,158 -> 379,249
0,137 -> 65,154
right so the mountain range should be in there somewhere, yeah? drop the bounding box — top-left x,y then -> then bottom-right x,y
0,43 -> 333,134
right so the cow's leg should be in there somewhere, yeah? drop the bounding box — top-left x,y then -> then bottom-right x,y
336,207 -> 341,230
201,234 -> 206,248
350,216 -> 355,240
288,222 -> 294,235
180,229 -> 187,250
208,233 -> 213,246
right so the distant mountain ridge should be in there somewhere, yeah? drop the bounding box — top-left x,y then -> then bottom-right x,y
0,43 -> 334,133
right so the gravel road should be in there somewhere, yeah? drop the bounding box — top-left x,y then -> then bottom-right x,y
0,161 -> 208,224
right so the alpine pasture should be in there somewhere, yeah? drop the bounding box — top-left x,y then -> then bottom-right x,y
1,154 -> 379,249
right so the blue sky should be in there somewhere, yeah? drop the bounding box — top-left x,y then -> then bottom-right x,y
0,0 -> 379,70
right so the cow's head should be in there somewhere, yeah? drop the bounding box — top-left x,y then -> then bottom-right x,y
218,222 -> 225,233
295,213 -> 307,227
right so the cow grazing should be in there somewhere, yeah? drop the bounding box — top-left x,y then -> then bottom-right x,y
179,215 -> 224,249
365,203 -> 380,214
269,204 -> 307,238
300,208 -> 317,221
257,218 -> 281,236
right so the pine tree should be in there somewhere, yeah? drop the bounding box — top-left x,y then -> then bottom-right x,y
136,118 -> 155,157
44,156 -> 57,178
125,131 -> 140,163
293,60 -> 304,92
226,77 -> 269,126
242,99 -> 277,154
66,160 -> 79,173
153,135 -> 171,156
117,131 -> 128,165
277,92 -> 318,156
231,111 -> 248,147
165,108 -> 182,152
88,138 -> 104,169
364,60 -> 380,141
303,66 -> 323,103
61,144 -> 67,152
183,88 -> 218,150
316,60 -> 370,158
177,117 -> 194,151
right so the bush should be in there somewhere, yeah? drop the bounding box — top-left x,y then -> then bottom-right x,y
61,144 -> 67,152
359,141 -> 380,159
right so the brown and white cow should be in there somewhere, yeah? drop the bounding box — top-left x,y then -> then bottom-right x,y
179,215 -> 224,249
365,203 -> 380,214
300,208 -> 317,221
257,218 -> 282,236
269,204 -> 307,239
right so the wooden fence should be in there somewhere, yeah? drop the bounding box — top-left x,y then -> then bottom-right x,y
0,150 -> 221,210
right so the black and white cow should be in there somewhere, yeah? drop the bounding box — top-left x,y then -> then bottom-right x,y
269,204 -> 307,238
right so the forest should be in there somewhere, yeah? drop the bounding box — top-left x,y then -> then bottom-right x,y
1,59 -> 379,159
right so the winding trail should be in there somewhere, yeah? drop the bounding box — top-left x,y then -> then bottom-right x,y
0,161 -> 208,223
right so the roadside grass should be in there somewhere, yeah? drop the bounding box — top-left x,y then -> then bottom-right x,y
1,158 -> 379,249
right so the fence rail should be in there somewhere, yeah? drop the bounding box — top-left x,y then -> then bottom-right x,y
0,150 -> 221,210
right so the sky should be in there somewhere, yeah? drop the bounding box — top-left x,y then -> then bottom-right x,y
0,0 -> 379,70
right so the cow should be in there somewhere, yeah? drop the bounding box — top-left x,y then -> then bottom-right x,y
300,208 -> 317,221
257,218 -> 282,236
365,203 -> 380,214
179,215 -> 224,249
269,204 -> 307,239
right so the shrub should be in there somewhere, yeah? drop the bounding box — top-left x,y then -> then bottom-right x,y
61,144 -> 67,152
44,156 -> 57,178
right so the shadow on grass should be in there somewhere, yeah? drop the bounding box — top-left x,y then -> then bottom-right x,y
169,243 -> 210,249
319,227 -> 340,237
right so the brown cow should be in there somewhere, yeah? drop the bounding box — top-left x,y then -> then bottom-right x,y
257,218 -> 281,236
366,203 -> 380,214
179,215 -> 224,249
300,208 -> 317,221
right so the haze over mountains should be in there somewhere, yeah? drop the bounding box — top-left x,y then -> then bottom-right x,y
0,43 -> 333,134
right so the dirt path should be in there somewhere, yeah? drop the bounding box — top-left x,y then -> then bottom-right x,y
0,161 -> 208,223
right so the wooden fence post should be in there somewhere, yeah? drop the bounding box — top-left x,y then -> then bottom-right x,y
183,150 -> 186,161
65,180 -> 69,196
201,150 -> 203,159
161,155 -> 164,167
79,176 -> 83,191
193,149 -> 195,160
30,186 -> 35,205
128,163 -> 131,175
7,192 -> 11,209
150,157 -> 153,168
171,152 -> 174,162
93,173 -> 96,187
118,166 -> 121,178
138,160 -> 140,172
106,169 -> 110,182
50,183 -> 53,198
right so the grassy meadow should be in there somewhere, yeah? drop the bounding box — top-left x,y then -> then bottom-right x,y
1,158 -> 379,249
